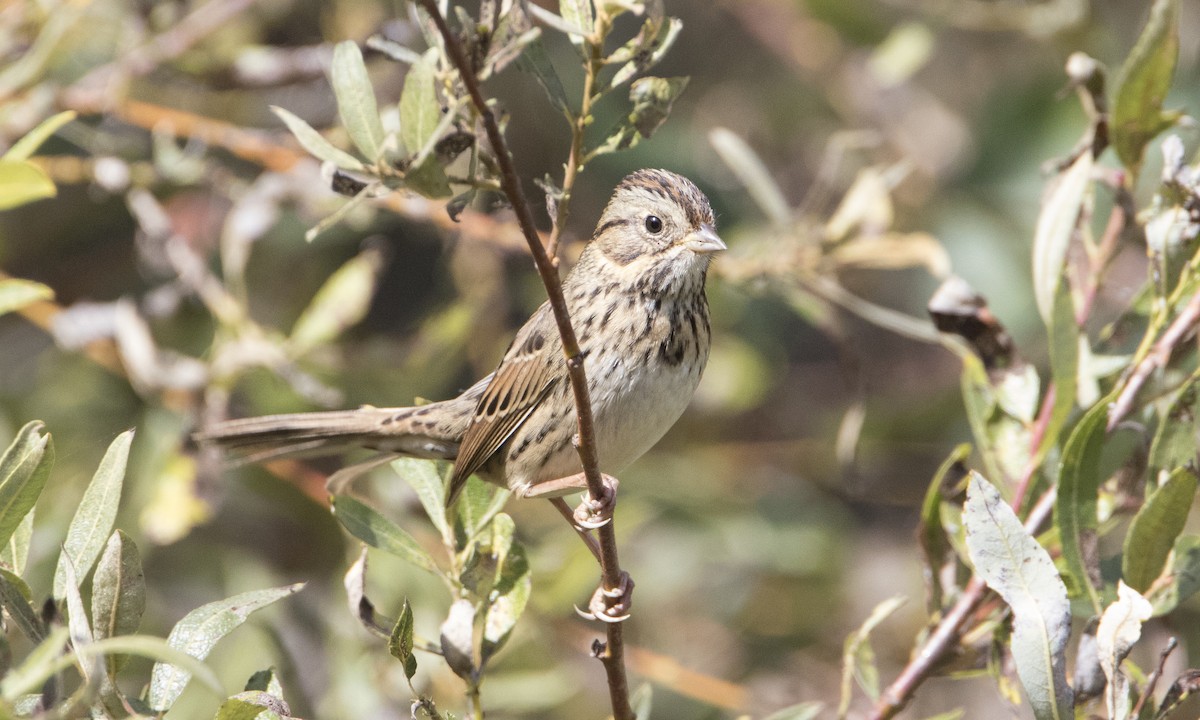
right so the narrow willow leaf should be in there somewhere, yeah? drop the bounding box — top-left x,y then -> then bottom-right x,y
1097,582 -> 1152,720
148,584 -> 304,710
762,702 -> 825,720
557,0 -> 593,46
271,106 -> 365,170
331,41 -> 386,161
1150,535 -> 1200,615
839,595 -> 906,716
453,477 -> 508,548
0,421 -> 53,551
918,444 -> 971,611
1032,152 -> 1091,323
61,554 -> 98,681
388,599 -> 418,680
1054,400 -> 1109,614
0,508 -> 33,574
91,530 -> 145,677
3,110 -> 76,161
53,429 -> 133,599
0,279 -> 53,317
515,35 -> 569,115
1148,380 -> 1200,478
0,159 -> 56,210
609,16 -> 682,88
0,568 -> 43,643
0,626 -> 69,702
965,473 -> 1073,720
709,127 -> 791,227
304,183 -> 377,242
1111,0 -> 1179,174
1123,467 -> 1197,592
400,49 -> 440,161
289,246 -> 384,354
958,353 -> 1006,483
1037,283 -> 1079,464
332,495 -> 439,573
482,535 -> 531,663
393,458 -> 450,542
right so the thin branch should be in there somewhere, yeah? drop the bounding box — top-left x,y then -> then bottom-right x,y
413,3 -> 633,718
1108,290 -> 1200,432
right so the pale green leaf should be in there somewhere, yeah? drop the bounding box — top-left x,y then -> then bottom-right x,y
557,0 -> 594,46
0,159 -> 56,211
0,508 -> 33,574
439,598 -> 476,680
965,473 -> 1073,720
332,495 -> 439,573
1123,467 -> 1197,592
215,692 -> 286,720
763,702 -> 825,720
305,183 -> 378,242
400,49 -> 440,161
331,41 -> 386,161
0,421 -> 53,551
1032,151 -> 1091,323
271,106 -> 364,170
54,429 -> 133,599
0,568 -> 42,643
3,110 -> 76,161
0,279 -> 53,318
1148,380 -> 1200,478
148,584 -> 304,710
1111,0 -> 1180,174
1149,534 -> 1200,615
393,457 -> 450,542
630,683 -> 654,720
482,527 -> 531,663
1037,283 -> 1079,465
710,128 -> 792,227
1054,400 -> 1109,614
609,16 -> 681,88
91,530 -> 145,677
840,595 -> 905,716
289,245 -> 384,354
404,153 -> 452,198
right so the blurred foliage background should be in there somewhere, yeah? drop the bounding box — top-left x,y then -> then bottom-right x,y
2,0 -> 1200,718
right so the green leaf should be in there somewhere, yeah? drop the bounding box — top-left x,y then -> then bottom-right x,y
1054,400 -> 1109,614
289,245 -> 385,354
964,473 -> 1073,720
839,595 -> 905,716
0,568 -> 43,643
331,41 -> 386,162
148,584 -> 304,710
0,159 -> 56,210
3,110 -> 76,161
0,421 -> 53,551
918,444 -> 970,610
1149,534 -> 1200,615
1148,379 -> 1200,478
1037,283 -> 1079,464
388,599 -> 418,680
482,519 -> 531,663
332,495 -> 439,573
515,35 -> 569,115
590,76 -> 688,157
1097,582 -> 1152,720
1123,467 -> 1197,592
0,508 -> 33,575
404,153 -> 452,199
1111,0 -> 1180,174
0,279 -> 53,317
245,667 -> 285,696
53,429 -> 132,599
762,702 -> 825,720
709,127 -> 792,228
271,106 -> 365,170
558,0 -> 594,46
400,49 -> 440,161
453,477 -> 509,549
609,7 -> 682,88
393,458 -> 450,543
91,530 -> 146,676
215,692 -> 287,720
61,553 -> 99,682
1031,151 -> 1091,323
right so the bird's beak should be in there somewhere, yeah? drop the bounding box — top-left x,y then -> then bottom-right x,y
685,223 -> 727,255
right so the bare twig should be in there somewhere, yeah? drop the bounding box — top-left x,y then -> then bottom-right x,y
413,3 -> 634,718
1132,636 -> 1178,717
1108,290 -> 1200,432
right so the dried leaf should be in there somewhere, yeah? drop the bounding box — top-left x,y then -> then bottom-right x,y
1097,583 -> 1152,720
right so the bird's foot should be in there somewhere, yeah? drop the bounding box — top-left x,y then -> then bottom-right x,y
573,474 -> 619,529
576,571 -> 634,623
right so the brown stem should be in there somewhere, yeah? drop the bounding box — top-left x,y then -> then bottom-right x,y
415,4 -> 633,718
1108,290 -> 1200,432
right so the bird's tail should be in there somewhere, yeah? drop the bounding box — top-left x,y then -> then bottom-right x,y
196,403 -> 466,464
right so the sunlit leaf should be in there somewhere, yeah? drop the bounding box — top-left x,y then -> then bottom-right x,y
1097,582 -> 1152,720
630,684 -> 654,720
400,49 -> 440,160
482,518 -> 531,663
61,553 -> 99,682
0,508 -> 33,575
965,473 -> 1073,720
557,0 -> 594,46
1111,0 -> 1180,174
762,702 -> 824,720
289,246 -> 385,354
92,530 -> 145,677
3,110 -> 76,161
214,692 -> 286,720
709,127 -> 792,227
332,41 -> 386,162
609,15 -> 681,88
148,584 -> 304,710
1123,467 -> 1197,592
389,599 -> 418,680
0,422 -> 52,552
0,279 -> 52,318
590,76 -> 688,157
271,106 -> 365,170
453,476 -> 509,549
440,598 -> 477,681
0,159 -> 56,211
53,429 -> 132,599
404,153 -> 452,198
918,444 -> 970,611
1054,401 -> 1110,615
332,495 -> 439,573
1031,152 -> 1091,323
393,458 -> 451,542
824,167 -> 894,243
839,595 -> 905,716
1037,284 -> 1079,465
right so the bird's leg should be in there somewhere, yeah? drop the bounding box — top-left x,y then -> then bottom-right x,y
518,472 -> 620,529
580,571 -> 634,624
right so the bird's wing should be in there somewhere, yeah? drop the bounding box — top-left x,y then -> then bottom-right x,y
448,303 -> 561,503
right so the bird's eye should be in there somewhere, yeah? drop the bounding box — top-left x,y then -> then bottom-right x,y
644,215 -> 663,234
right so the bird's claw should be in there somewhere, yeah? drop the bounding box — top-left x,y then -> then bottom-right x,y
573,474 -> 619,529
575,571 -> 634,623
